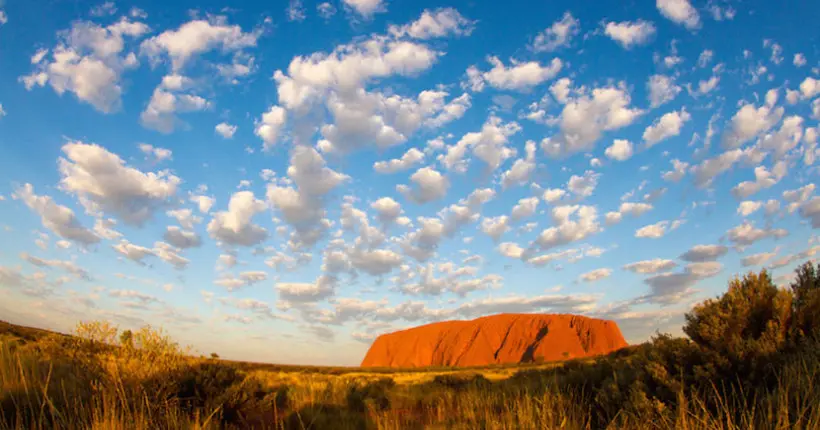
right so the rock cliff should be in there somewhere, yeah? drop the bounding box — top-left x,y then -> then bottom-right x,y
361,313 -> 628,368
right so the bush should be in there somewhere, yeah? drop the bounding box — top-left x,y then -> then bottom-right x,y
346,378 -> 395,412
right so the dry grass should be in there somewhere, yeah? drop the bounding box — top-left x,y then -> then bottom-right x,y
1,319 -> 819,430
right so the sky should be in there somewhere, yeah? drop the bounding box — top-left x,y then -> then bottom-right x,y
0,0 -> 818,366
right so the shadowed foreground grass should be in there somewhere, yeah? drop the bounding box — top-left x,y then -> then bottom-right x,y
2,262 -> 820,429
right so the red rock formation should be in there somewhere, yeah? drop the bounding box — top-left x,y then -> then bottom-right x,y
361,313 -> 628,368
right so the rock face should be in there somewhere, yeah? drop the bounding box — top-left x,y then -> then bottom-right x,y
361,313 -> 628,368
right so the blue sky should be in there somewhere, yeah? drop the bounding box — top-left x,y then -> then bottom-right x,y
0,0 -> 818,366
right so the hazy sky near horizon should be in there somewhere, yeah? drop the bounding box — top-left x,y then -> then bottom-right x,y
0,0 -> 818,365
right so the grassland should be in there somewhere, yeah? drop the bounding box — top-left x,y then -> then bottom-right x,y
2,262 -> 820,429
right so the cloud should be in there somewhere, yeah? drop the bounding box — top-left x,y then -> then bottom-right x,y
388,8 -> 474,39
541,83 -> 643,157
441,115 -> 521,173
657,0 -> 701,30
511,197 -> 540,222
500,140 -> 536,188
267,147 -> 347,248
277,275 -> 337,306
20,17 -> 149,113
783,184 -> 815,213
140,84 -> 210,133
373,148 -> 424,174
207,191 -> 269,247
397,167 -> 449,204
680,244 -> 728,262
662,159 -> 689,182
20,252 -> 91,280
605,139 -> 634,161
635,220 -> 682,239
641,262 -> 722,304
112,239 -> 155,264
722,97 -> 784,149
255,106 -> 287,150
215,122 -> 237,139
603,20 -> 656,49
605,202 -> 654,225
647,75 -> 681,108
643,109 -> 691,147
214,271 -> 268,291
690,149 -> 743,188
624,259 -> 677,274
731,162 -> 787,199
533,205 -> 600,252
480,216 -> 510,242
470,56 -> 563,91
140,17 -> 259,71
800,197 -> 820,228
579,268 -> 611,283
737,201 -> 763,217
531,12 -> 580,52
725,222 -> 788,246
342,0 -> 385,18
567,170 -> 601,198
13,184 -> 99,245
58,141 -> 180,226
741,251 -> 777,267
163,226 -> 202,249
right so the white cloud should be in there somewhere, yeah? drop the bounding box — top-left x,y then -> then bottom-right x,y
255,106 -> 287,150
441,115 -> 521,173
643,109 -> 691,147
277,275 -> 336,305
680,244 -> 729,262
13,184 -> 99,245
137,143 -> 172,163
58,141 -> 180,226
722,98 -> 784,149
207,191 -> 269,247
662,159 -> 689,182
152,241 -> 190,270
0,103 -> 5,119
480,216 -> 510,242
624,259 -> 676,274
342,0 -> 384,18
112,239 -> 155,264
371,197 -> 402,224
656,0 -> 701,30
799,197 -> 820,228
20,252 -> 91,280
472,56 -> 563,91
511,197 -> 540,221
388,8 -> 474,39
731,162 -> 787,199
635,220 -> 679,239
20,17 -> 149,113
140,18 -> 259,72
542,188 -> 566,204
690,149 -> 743,188
783,184 -> 815,213
737,200 -> 763,217
567,170 -> 601,198
726,222 -> 788,246
793,53 -> 807,67
501,140 -> 536,188
373,148 -> 424,174
140,84 -> 210,133
579,268 -> 611,283
799,77 -> 819,100
215,122 -> 237,139
163,226 -> 202,249
267,147 -> 348,248
541,83 -> 643,157
396,166 -> 449,204
317,2 -> 336,19
741,251 -> 777,267
286,0 -> 306,22
697,76 -> 720,95
534,205 -> 600,251
214,271 -> 268,291
605,139 -> 634,161
531,12 -> 580,52
647,74 -> 681,108
603,20 -> 656,49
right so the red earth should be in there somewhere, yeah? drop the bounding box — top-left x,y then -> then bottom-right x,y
360,313 -> 628,368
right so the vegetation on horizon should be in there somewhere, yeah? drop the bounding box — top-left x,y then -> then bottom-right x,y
1,261 -> 819,429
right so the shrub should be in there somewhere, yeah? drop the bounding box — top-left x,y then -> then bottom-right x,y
346,378 -> 395,412
790,261 -> 820,344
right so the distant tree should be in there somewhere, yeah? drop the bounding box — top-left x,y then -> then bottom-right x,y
75,321 -> 119,345
683,268 -> 792,370
789,261 -> 820,343
210,352 -> 219,359
119,329 -> 134,348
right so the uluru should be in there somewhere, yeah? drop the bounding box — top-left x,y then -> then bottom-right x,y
361,314 -> 628,368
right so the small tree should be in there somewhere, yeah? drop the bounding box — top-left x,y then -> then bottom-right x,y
210,352 -> 220,359
683,269 -> 791,374
119,329 -> 134,349
789,261 -> 820,343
